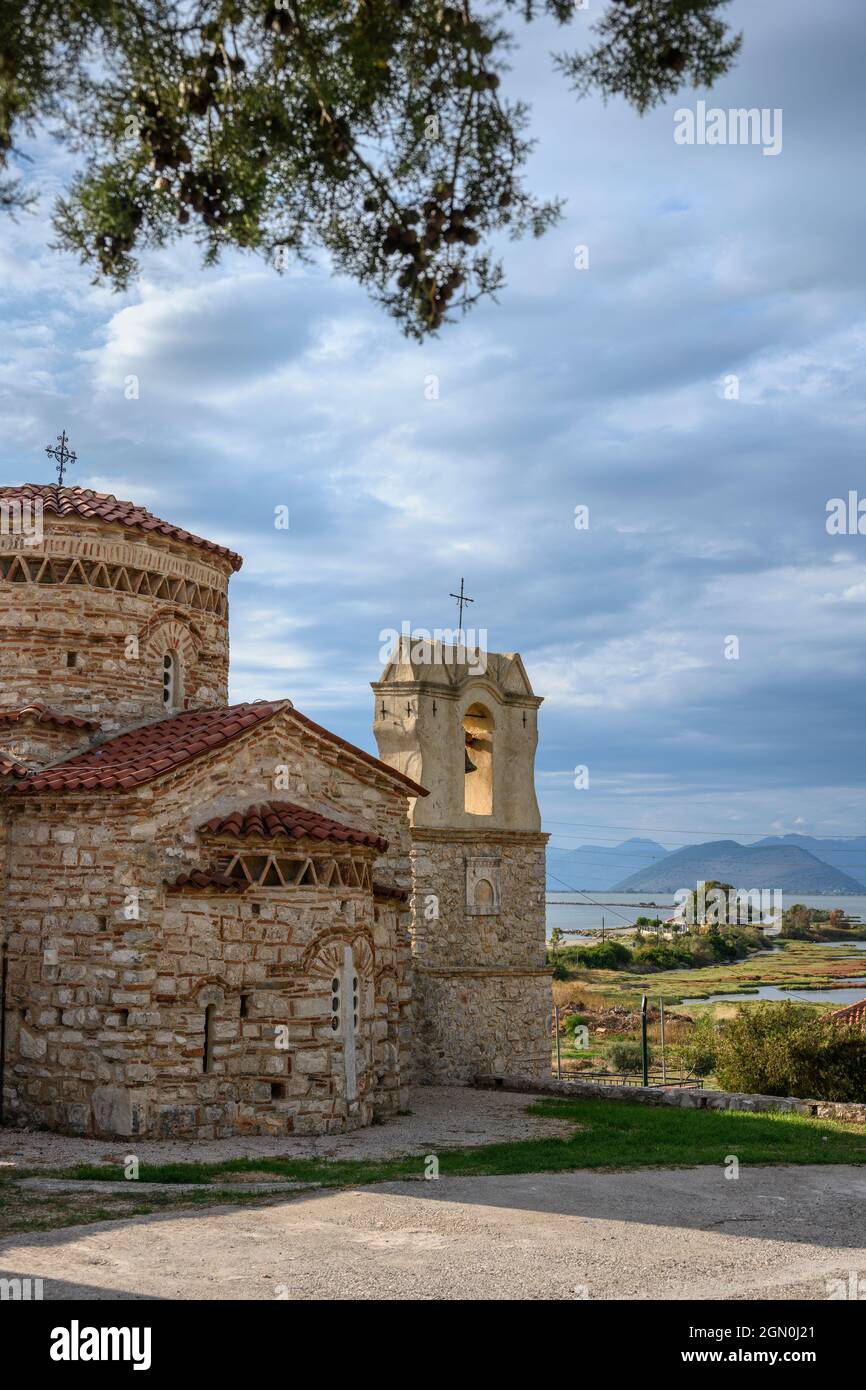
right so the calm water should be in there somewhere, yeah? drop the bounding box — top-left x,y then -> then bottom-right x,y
547,890 -> 866,1006
680,983 -> 866,1006
546,891 -> 866,937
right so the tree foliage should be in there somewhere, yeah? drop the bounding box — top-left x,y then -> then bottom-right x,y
714,1002 -> 866,1103
0,1 -> 741,337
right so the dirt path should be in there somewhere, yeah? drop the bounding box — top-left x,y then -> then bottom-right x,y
3,1165 -> 865,1300
0,1086 -> 571,1172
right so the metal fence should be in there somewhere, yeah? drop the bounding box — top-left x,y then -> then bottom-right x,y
552,1066 -> 704,1090
550,1002 -> 704,1089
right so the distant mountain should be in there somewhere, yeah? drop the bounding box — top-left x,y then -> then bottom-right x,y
752,835 -> 866,889
547,837 -> 669,891
612,839 -> 866,894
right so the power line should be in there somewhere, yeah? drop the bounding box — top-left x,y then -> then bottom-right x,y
546,832 -> 866,860
545,871 -> 636,924
542,817 -> 866,842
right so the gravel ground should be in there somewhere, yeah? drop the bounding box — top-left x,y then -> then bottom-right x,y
3,1165 -> 865,1300
0,1086 -> 571,1171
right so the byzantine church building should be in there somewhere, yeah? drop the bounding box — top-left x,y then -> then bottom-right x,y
0,484 -> 548,1138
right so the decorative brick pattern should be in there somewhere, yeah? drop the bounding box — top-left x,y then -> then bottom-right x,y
0,485 -> 243,570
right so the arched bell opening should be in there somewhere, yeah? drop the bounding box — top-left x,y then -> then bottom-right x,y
463,702 -> 493,815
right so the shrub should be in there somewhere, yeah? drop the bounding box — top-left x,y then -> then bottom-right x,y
630,943 -> 690,971
714,1002 -> 866,1101
577,940 -> 633,970
606,1039 -> 651,1074
564,1012 -> 588,1037
677,1016 -> 718,1077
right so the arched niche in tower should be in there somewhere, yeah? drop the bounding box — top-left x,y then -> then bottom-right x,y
463,701 -> 494,815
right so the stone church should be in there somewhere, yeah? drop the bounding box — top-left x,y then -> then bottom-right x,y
0,484 -> 549,1138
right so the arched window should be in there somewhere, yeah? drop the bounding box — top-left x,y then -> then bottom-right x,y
474,878 -> 495,908
163,651 -> 180,709
463,702 -> 493,815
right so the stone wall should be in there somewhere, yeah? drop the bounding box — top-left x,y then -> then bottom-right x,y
411,831 -> 547,969
0,516 -> 231,731
414,970 -> 550,1084
475,1074 -> 866,1125
2,709 -> 415,1137
0,716 -> 97,768
410,829 -> 550,1083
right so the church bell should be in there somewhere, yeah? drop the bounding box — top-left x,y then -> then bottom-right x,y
464,734 -> 478,774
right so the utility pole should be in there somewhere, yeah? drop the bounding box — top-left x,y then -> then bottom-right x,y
660,998 -> 667,1085
641,994 -> 649,1087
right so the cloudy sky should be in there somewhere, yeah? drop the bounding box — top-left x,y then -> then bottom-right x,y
2,0 -> 865,868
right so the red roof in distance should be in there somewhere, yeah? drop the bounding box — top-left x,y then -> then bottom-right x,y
831,997 -> 866,1029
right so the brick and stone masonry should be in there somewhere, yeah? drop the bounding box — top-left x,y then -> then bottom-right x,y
373,642 -> 551,1083
0,485 -> 551,1137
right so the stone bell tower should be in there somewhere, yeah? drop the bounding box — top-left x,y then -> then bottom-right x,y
372,639 -> 550,1083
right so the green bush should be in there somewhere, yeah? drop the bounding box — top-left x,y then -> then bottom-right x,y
677,1016 -> 718,1077
564,1012 -> 588,1036
605,1039 -> 651,1074
577,940 -> 633,970
631,943 -> 690,971
714,1002 -> 866,1102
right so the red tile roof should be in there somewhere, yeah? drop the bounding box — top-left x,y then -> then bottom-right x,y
11,702 -> 279,793
831,997 -> 866,1029
0,752 -> 31,779
201,801 -> 389,852
166,869 -> 249,894
0,703 -> 98,731
0,485 -> 243,572
8,698 -> 427,800
373,879 -> 409,903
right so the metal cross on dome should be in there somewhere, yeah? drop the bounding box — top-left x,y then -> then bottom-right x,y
45,429 -> 77,486
450,577 -> 474,636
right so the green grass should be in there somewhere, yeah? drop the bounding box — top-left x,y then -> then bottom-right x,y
60,1097 -> 866,1189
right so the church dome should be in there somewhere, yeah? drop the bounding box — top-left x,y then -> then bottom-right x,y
0,483 -> 240,739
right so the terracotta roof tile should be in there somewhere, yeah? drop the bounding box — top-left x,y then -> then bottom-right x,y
0,702 -> 99,731
0,752 -> 31,779
201,801 -> 389,852
372,879 -> 409,903
7,697 -> 428,801
167,869 -> 249,894
831,996 -> 866,1029
12,702 -> 279,794
0,484 -> 243,572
